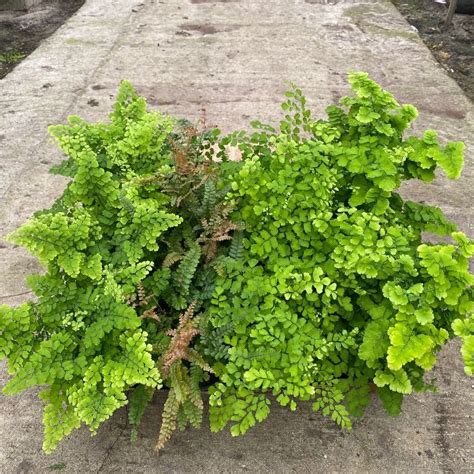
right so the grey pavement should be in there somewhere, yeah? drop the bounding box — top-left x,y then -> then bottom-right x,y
0,0 -> 473,472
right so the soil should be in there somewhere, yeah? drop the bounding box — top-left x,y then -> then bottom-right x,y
392,0 -> 474,102
0,0 -> 84,79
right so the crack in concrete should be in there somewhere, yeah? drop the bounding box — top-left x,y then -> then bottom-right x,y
96,424 -> 127,474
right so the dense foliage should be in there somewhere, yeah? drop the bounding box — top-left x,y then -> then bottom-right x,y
206,74 -> 473,436
0,73 -> 472,452
0,83 -> 231,452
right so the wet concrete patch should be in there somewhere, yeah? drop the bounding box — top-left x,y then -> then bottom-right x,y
16,459 -> 34,473
343,3 -> 419,41
178,23 -> 241,35
343,3 -> 387,22
418,103 -> 467,120
306,0 -> 341,4
190,0 -> 239,3
140,83 -> 258,110
148,97 -> 178,106
176,29 -> 192,36
322,23 -> 355,31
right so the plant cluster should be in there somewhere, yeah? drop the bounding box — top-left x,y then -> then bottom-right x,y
207,74 -> 473,435
0,50 -> 25,64
0,73 -> 472,452
0,82 -> 231,452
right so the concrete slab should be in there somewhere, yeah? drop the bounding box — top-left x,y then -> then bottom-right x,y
0,0 -> 473,472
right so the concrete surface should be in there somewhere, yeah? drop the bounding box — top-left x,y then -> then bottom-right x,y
0,0 -> 473,472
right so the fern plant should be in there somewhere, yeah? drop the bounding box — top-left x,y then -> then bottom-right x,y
0,73 -> 472,453
206,73 -> 473,436
0,81 -> 233,452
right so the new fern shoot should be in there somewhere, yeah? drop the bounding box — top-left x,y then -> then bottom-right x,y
0,73 -> 472,453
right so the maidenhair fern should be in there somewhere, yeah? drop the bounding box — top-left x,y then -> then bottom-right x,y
0,73 -> 472,453
0,81 -> 232,452
206,73 -> 473,436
